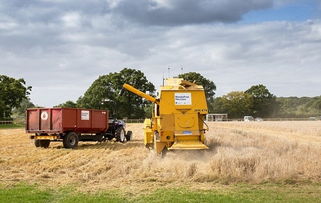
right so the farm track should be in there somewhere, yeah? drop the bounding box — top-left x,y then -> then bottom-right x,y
0,122 -> 320,193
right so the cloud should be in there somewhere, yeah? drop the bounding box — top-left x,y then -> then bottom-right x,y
113,0 -> 273,25
0,0 -> 320,106
0,0 -> 275,27
2,19 -> 321,106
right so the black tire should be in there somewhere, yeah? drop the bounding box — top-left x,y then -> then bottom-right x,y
34,140 -> 40,147
125,131 -> 132,141
97,135 -> 104,142
115,127 -> 126,143
106,134 -> 114,141
39,140 -> 50,148
63,132 -> 79,149
96,133 -> 105,142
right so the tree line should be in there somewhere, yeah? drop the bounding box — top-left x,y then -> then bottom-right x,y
1,69 -> 320,120
0,75 -> 32,120
211,85 -> 278,118
275,96 -> 321,118
56,69 -> 216,119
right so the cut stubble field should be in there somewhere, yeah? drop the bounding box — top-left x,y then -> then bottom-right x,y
0,121 -> 320,195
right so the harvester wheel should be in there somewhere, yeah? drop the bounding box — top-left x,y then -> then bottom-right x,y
63,132 -> 79,149
39,140 -> 50,148
115,127 -> 126,143
34,140 -> 40,147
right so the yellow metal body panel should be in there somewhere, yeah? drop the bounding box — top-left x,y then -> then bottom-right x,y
170,140 -> 208,150
154,141 -> 167,154
123,78 -> 209,154
143,119 -> 153,146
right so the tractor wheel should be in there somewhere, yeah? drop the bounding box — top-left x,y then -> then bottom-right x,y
39,140 -> 50,148
34,140 -> 40,147
125,131 -> 132,141
63,132 -> 79,149
115,127 -> 126,143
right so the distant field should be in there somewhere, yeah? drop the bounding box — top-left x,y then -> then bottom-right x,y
0,121 -> 320,201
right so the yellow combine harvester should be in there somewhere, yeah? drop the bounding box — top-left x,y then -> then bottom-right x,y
123,78 -> 209,154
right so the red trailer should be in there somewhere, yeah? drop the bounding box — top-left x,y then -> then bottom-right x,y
26,108 -> 132,148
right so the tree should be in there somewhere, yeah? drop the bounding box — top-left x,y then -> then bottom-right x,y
178,72 -> 216,112
275,96 -> 321,118
0,75 -> 32,119
312,98 -> 321,114
245,84 -> 276,117
211,97 -> 226,114
12,98 -> 35,116
219,91 -> 253,118
55,100 -> 77,108
77,68 -> 155,119
143,103 -> 153,118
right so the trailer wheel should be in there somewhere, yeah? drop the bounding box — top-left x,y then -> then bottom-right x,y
116,127 -> 126,143
63,132 -> 79,149
96,134 -> 105,142
39,140 -> 50,148
34,140 -> 40,147
125,131 -> 132,141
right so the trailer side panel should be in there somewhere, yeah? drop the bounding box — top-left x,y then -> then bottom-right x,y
26,108 -> 108,134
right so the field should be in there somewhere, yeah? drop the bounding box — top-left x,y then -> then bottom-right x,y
0,121 -> 321,202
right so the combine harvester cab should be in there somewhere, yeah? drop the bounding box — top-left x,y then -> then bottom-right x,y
26,108 -> 132,148
123,78 -> 209,154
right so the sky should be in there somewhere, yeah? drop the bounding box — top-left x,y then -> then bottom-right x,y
0,0 -> 321,107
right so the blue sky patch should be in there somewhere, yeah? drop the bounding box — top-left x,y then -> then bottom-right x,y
242,1 -> 319,23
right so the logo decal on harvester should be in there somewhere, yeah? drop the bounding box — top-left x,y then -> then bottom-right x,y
41,112 -> 48,120
175,93 -> 192,105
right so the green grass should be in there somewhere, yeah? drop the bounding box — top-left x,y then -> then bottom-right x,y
0,184 -> 53,203
135,189 -> 242,203
0,123 -> 24,129
0,183 -> 320,203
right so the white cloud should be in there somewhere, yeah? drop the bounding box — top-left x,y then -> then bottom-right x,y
0,16 -> 18,30
61,12 -> 81,28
